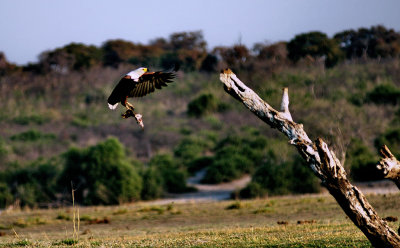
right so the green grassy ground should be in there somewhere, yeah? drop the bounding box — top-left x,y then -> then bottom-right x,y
1,193 -> 398,247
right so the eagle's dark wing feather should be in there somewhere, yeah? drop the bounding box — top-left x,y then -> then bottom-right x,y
107,77 -> 136,105
128,71 -> 175,98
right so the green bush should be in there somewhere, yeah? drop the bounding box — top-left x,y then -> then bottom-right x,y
0,182 -> 13,208
187,156 -> 213,174
201,132 -> 269,184
201,153 -> 253,184
238,182 -> 267,199
13,114 -> 48,125
187,93 -> 219,117
140,167 -> 164,200
1,159 -> 61,207
346,138 -> 380,181
290,158 -> 321,194
375,128 -> 400,158
58,138 -> 142,205
350,155 -> 379,181
10,129 -> 56,142
0,138 -> 8,161
287,31 -> 343,67
174,136 -> 214,166
366,84 -> 400,105
250,160 -> 291,196
240,156 -> 320,198
71,113 -> 93,127
149,154 -> 194,193
200,53 -> 218,72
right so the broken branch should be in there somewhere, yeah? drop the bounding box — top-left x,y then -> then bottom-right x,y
377,145 -> 400,189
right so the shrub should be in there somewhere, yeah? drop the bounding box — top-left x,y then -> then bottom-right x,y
287,31 -> 343,67
174,136 -> 214,165
200,53 -> 218,72
149,154 -> 193,193
13,114 -> 48,125
238,182 -> 267,199
187,93 -> 219,117
187,156 -> 213,174
0,182 -> 13,208
1,158 -> 61,207
13,240 -> 32,246
347,138 -> 380,181
0,138 -> 8,161
250,160 -> 292,196
374,128 -> 400,158
10,129 -> 56,142
350,155 -> 379,181
58,138 -> 142,205
240,156 -> 320,198
201,132 -> 269,184
290,158 -> 321,194
140,167 -> 164,200
201,153 -> 253,184
366,84 -> 400,105
225,201 -> 243,210
58,238 -> 78,245
15,184 -> 38,207
71,113 -> 94,127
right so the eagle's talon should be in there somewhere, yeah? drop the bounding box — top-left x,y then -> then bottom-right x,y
122,109 -> 135,119
126,104 -> 135,111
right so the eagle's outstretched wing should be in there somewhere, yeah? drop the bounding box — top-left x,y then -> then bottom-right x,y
128,71 -> 175,98
107,66 -> 178,109
107,76 -> 134,108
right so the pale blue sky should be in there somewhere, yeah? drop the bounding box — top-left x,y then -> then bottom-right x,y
1,0 -> 399,65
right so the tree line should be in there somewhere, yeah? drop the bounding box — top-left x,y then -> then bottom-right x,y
1,25 -> 400,76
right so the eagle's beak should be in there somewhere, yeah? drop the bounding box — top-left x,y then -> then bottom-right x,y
144,68 -> 148,72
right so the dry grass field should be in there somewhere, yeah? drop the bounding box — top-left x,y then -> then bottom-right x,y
1,192 -> 399,247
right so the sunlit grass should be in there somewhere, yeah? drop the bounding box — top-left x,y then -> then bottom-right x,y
1,193 -> 398,247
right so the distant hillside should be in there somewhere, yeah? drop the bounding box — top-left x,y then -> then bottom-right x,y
1,27 -> 400,207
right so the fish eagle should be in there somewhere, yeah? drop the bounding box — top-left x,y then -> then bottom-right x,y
107,67 -> 176,114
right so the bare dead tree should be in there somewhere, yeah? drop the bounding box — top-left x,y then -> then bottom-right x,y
219,68 -> 400,247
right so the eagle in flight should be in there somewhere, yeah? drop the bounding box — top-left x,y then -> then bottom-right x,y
107,67 -> 176,116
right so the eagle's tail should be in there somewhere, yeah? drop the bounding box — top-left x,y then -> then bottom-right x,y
108,103 -> 118,110
107,88 -> 120,110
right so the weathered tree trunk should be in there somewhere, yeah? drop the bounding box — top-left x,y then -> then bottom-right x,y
376,145 -> 400,189
219,69 -> 400,247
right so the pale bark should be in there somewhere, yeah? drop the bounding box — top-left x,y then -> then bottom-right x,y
377,145 -> 400,189
219,68 -> 400,247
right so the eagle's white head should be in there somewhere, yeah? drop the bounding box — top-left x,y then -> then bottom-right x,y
127,67 -> 148,81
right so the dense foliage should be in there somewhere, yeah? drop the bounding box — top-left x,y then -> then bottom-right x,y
239,156 -> 321,198
287,31 -> 343,67
0,159 -> 61,207
0,138 -> 193,207
201,129 -> 269,183
58,138 -> 143,205
147,154 -> 194,193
